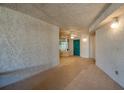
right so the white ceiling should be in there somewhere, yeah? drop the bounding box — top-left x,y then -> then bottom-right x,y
1,3 -> 109,28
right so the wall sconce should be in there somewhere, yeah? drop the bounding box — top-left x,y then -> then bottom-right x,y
111,17 -> 119,29
82,38 -> 87,42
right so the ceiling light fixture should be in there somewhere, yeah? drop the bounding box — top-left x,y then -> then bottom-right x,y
71,36 -> 74,39
111,17 -> 119,29
70,33 -> 75,39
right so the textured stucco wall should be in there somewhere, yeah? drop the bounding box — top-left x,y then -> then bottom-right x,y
96,14 -> 124,88
0,7 -> 59,87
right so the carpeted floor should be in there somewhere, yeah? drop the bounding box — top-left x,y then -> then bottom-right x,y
1,56 -> 123,90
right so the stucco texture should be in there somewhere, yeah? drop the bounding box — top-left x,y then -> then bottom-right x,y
0,6 -> 59,87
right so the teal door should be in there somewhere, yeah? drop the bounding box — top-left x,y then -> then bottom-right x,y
73,40 -> 80,56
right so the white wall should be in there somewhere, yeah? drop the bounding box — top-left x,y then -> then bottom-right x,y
96,14 -> 124,88
80,30 -> 90,58
89,33 -> 96,59
0,7 -> 59,87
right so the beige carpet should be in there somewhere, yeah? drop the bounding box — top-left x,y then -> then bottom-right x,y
1,56 -> 123,90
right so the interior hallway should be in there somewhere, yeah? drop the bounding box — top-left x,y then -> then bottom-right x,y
1,56 -> 122,90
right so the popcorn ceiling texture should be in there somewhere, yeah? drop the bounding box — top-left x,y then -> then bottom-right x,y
0,7 -> 59,87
